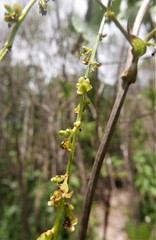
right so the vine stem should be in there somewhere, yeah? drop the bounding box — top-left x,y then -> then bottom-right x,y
132,0 -> 151,36
66,132 -> 77,175
0,0 -> 37,62
145,27 -> 156,42
85,14 -> 106,78
53,198 -> 64,240
96,0 -> 131,43
78,0 -> 151,239
66,95 -> 84,175
66,13 -> 106,176
107,0 -> 112,9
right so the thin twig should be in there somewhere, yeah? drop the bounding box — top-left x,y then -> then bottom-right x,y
132,0 -> 151,35
107,0 -> 112,9
78,0 -> 151,239
145,27 -> 156,42
96,0 -> 131,43
0,0 -> 37,62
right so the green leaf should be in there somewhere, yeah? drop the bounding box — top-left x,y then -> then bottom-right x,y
111,0 -> 122,16
89,0 -> 103,25
126,222 -> 151,240
71,15 -> 97,42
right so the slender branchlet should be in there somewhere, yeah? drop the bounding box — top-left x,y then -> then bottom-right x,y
145,27 -> 156,42
0,0 -> 37,62
84,15 -> 106,78
107,0 -> 112,9
52,198 -> 64,240
96,0 -> 155,84
96,0 -> 131,43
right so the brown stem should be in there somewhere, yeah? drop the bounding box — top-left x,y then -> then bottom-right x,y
78,0 -> 151,239
103,162 -> 112,240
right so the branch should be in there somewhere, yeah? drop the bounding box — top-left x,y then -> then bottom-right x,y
132,0 -> 151,35
0,0 -> 37,62
107,0 -> 112,9
96,0 -> 131,43
78,0 -> 151,239
145,27 -> 156,42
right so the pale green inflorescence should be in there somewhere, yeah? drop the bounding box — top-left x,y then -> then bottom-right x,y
76,77 -> 92,95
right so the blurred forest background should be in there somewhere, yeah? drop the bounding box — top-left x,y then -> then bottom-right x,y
0,0 -> 155,240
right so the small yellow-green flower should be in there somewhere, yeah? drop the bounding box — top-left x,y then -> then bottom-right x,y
64,202 -> 75,211
4,3 -> 22,27
48,188 -> 73,207
48,190 -> 62,207
76,77 -> 92,95
63,203 -> 78,231
51,174 -> 67,184
74,121 -> 81,128
60,138 -> 72,151
63,217 -> 78,232
74,104 -> 80,113
38,0 -> 48,15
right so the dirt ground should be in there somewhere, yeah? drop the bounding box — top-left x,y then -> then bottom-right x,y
94,189 -> 130,240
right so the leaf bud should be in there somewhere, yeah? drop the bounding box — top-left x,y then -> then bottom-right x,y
131,35 -> 146,58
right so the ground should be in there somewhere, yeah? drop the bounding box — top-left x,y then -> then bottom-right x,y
94,189 -> 129,240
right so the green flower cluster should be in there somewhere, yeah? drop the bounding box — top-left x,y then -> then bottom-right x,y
48,174 -> 77,232
59,121 -> 82,152
48,175 -> 73,207
76,77 -> 92,95
63,203 -> 78,232
4,3 -> 22,27
60,138 -> 72,151
78,45 -> 102,72
38,0 -> 49,15
78,46 -> 92,64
